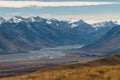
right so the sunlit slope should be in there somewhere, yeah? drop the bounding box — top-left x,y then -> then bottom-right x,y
1,54 -> 120,80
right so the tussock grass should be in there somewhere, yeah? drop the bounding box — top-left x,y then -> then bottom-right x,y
1,54 -> 120,80
1,65 -> 120,80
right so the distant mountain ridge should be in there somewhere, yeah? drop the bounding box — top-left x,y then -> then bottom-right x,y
74,25 -> 120,57
82,25 -> 120,50
0,16 -> 119,54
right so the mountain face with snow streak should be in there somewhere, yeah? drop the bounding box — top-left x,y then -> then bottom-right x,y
92,21 -> 119,38
80,25 -> 120,57
68,25 -> 120,58
0,17 -> 5,24
92,21 -> 118,29
69,20 -> 97,44
8,16 -> 24,23
0,16 -> 119,54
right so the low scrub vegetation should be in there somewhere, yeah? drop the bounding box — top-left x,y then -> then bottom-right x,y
1,65 -> 120,80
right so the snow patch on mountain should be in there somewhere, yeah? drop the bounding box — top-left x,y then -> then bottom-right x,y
71,23 -> 78,28
27,17 -> 36,22
115,21 -> 120,25
1,16 -> 120,29
8,16 -> 23,23
92,21 -> 119,30
68,19 -> 79,24
47,20 -> 52,24
0,17 -> 5,24
70,19 -> 91,28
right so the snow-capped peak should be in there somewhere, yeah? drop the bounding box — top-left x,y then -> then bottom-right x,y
70,19 -> 88,28
92,21 -> 118,28
27,16 -> 44,22
77,20 -> 86,24
114,21 -> 120,25
27,17 -> 36,22
46,18 -> 61,25
0,17 -> 5,24
8,16 -> 23,23
68,18 -> 79,24
71,24 -> 77,28
34,16 -> 44,22
49,18 -> 58,21
47,20 -> 52,24
92,21 -> 119,30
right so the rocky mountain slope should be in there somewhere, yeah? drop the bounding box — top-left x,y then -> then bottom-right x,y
0,16 -> 119,54
73,25 -> 120,57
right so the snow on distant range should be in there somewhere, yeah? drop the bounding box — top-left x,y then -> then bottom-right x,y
0,17 -> 5,24
86,20 -> 120,25
92,21 -> 116,27
0,16 -> 120,28
116,21 -> 120,24
67,18 -> 120,25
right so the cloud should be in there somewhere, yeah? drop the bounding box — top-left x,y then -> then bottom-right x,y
38,14 -> 120,23
10,12 -> 21,15
0,1 -> 118,8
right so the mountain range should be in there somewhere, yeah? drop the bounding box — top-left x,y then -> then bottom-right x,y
0,16 -> 119,54
70,25 -> 120,57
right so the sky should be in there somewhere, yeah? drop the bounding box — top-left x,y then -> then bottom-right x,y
0,0 -> 120,23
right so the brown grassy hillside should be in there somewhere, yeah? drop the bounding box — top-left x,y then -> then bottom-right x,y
1,54 -> 120,80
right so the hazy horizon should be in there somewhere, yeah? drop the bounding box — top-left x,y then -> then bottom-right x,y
0,0 -> 120,23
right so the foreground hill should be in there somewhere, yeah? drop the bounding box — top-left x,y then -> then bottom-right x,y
1,54 -> 120,80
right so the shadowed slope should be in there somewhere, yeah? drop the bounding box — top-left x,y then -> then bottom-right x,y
68,25 -> 120,57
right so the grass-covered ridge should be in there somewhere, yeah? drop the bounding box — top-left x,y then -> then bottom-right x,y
1,54 -> 120,80
1,65 -> 120,80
